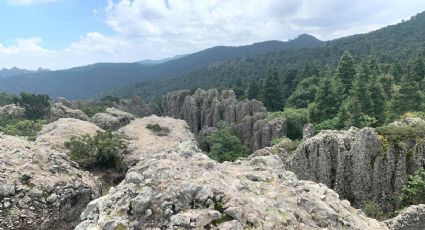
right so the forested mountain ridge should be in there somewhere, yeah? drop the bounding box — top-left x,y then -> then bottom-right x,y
0,34 -> 323,99
109,12 -> 425,101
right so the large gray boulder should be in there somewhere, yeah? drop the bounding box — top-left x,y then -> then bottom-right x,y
50,102 -> 89,121
162,89 -> 287,152
90,107 -> 135,130
36,118 -> 103,150
0,134 -> 100,230
385,204 -> 425,230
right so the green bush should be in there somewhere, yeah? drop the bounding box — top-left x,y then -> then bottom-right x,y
400,169 -> 425,207
0,118 -> 46,138
205,121 -> 249,163
65,131 -> 129,169
268,108 -> 309,139
13,92 -> 50,120
363,201 -> 388,221
82,106 -> 107,117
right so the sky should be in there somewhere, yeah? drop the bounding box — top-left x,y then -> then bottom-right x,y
1,0 -> 425,70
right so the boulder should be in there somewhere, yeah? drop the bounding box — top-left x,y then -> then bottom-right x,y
113,96 -> 158,117
116,115 -> 194,168
50,102 -> 89,121
0,104 -> 25,118
36,118 -> 103,149
90,107 -> 135,130
385,204 -> 425,230
76,137 -> 387,229
0,134 -> 100,230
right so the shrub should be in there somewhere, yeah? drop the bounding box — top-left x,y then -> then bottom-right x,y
0,118 -> 46,138
205,121 -> 249,163
82,106 -> 107,117
363,201 -> 388,221
268,108 -> 309,139
146,123 -> 170,136
400,169 -> 425,207
65,131 -> 129,169
13,92 -> 50,120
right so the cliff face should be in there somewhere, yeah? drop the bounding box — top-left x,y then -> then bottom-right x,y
289,126 -> 425,212
162,89 -> 287,152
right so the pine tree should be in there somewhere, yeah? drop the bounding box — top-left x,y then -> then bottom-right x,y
247,80 -> 259,100
340,96 -> 374,128
350,66 -> 373,113
369,80 -> 386,125
391,74 -> 424,116
336,52 -> 357,95
262,66 -> 282,111
309,74 -> 343,122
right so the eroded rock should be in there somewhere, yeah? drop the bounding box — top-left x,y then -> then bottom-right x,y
0,135 -> 100,230
50,102 -> 89,121
90,107 -> 135,130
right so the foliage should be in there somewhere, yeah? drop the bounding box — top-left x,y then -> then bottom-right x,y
400,169 -> 425,207
65,131 -> 129,169
262,66 -> 282,111
336,52 -> 357,94
205,121 -> 249,163
0,93 -> 15,106
13,93 -> 50,120
268,108 -> 309,139
0,118 -> 46,139
363,201 -> 388,221
146,123 -> 170,136
82,106 -> 107,117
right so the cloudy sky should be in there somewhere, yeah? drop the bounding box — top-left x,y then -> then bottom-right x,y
1,0 -> 425,70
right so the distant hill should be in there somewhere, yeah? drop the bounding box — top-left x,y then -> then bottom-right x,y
0,67 -> 49,78
137,54 -> 187,65
109,11 -> 425,100
0,34 -> 324,99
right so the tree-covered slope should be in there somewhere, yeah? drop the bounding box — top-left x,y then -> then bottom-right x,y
0,34 -> 323,99
109,12 -> 425,100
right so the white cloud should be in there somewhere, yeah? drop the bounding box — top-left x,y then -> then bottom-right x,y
0,37 -> 49,54
6,0 -> 56,5
2,0 -> 425,69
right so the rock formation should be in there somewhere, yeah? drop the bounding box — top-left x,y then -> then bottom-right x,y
75,116 -> 386,230
113,96 -> 158,117
385,204 -> 425,230
288,126 -> 425,212
162,89 -> 287,152
36,118 -> 103,149
0,134 -> 100,230
50,102 -> 89,121
0,104 -> 25,118
90,107 -> 135,130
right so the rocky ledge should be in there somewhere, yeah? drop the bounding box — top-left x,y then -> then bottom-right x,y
0,135 -> 100,229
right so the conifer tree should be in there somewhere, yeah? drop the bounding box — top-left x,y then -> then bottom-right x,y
262,66 -> 282,111
336,51 -> 357,95
247,80 -> 259,100
309,74 -> 343,122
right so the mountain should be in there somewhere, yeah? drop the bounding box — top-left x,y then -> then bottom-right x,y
0,34 -> 324,99
109,11 -> 425,100
137,54 -> 187,65
0,67 -> 49,78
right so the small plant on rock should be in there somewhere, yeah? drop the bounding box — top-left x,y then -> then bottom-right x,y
400,168 -> 425,207
65,130 -> 129,169
146,123 -> 170,136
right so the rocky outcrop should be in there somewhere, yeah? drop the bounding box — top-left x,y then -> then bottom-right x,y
113,96 -> 158,117
116,115 -> 194,168
0,104 -> 25,118
385,204 -> 425,230
50,102 -> 89,121
36,118 -> 103,149
0,134 -> 100,230
288,126 -> 425,212
90,107 -> 135,130
162,89 -> 287,152
75,117 -> 386,229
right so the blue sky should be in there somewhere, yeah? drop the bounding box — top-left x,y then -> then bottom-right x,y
1,0 -> 425,70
